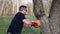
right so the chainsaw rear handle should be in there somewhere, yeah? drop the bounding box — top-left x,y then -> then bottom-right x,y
31,20 -> 41,28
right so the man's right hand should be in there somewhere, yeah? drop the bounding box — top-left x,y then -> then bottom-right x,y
22,19 -> 32,28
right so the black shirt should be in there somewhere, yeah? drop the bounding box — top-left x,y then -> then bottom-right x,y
8,12 -> 25,33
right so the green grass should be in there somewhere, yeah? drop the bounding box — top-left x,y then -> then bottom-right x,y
0,16 -> 40,34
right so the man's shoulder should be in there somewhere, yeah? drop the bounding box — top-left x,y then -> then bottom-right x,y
15,12 -> 25,18
17,12 -> 23,15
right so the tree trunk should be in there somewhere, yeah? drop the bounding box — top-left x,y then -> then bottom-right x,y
33,0 -> 44,19
49,0 -> 60,34
0,0 -> 4,16
33,0 -> 60,34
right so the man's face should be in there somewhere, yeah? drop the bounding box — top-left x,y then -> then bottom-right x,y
23,9 -> 27,15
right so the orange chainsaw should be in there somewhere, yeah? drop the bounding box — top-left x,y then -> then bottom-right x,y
31,20 -> 41,27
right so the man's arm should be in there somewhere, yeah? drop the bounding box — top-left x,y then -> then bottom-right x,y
22,19 -> 32,28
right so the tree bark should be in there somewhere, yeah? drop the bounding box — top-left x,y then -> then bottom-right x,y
33,0 -> 60,34
33,0 -> 44,19
49,0 -> 60,34
33,0 -> 51,34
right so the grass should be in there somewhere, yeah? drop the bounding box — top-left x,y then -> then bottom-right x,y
0,16 -> 40,34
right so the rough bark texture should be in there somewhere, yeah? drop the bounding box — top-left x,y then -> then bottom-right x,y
33,0 -> 60,34
49,0 -> 60,34
33,0 -> 44,19
33,0 -> 51,34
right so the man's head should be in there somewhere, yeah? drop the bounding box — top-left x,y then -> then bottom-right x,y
19,5 -> 27,15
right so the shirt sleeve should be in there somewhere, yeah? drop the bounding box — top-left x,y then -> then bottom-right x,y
18,13 -> 25,21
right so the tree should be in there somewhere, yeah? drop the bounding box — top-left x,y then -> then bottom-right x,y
0,0 -> 13,16
33,0 -> 60,34
0,0 -> 4,16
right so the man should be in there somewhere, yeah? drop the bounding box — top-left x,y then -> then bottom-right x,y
7,5 -> 32,34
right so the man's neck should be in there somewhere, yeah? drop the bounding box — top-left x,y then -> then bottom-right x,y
19,11 -> 24,14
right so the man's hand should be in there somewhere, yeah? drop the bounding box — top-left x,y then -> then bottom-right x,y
22,19 -> 32,28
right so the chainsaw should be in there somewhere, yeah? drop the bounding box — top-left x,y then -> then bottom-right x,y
31,20 -> 41,28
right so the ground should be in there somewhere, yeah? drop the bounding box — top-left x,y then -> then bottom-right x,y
0,16 -> 40,34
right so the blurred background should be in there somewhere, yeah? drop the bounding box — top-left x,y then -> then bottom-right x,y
0,0 -> 34,16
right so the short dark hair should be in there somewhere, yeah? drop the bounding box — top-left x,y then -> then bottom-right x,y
19,5 -> 27,11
